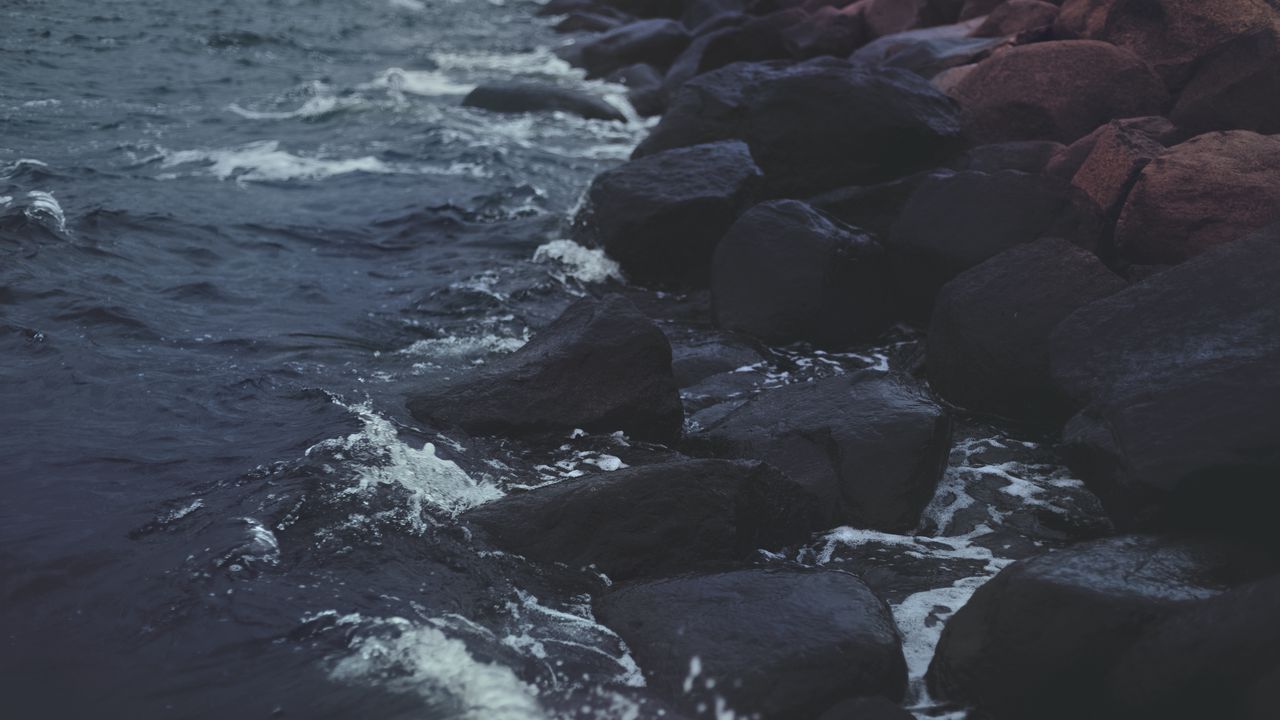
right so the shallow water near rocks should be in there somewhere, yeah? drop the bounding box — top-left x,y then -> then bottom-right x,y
1,1 -> 1106,718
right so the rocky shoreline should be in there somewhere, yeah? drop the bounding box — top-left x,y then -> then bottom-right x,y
440,1 -> 1280,718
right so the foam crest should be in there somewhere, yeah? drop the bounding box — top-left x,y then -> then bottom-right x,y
533,240 -> 623,284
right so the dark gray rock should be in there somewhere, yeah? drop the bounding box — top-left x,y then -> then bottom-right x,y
954,140 -> 1065,174
807,172 -> 931,239
462,459 -> 823,582
579,19 -> 692,77
597,568 -> 908,718
572,140 -> 764,288
462,83 -> 626,122
927,239 -> 1126,425
694,373 -> 952,532
711,199 -> 891,347
407,295 -> 682,442
818,696 -> 915,720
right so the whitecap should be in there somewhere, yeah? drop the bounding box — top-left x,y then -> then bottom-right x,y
365,66 -> 476,97
533,240 -> 623,284
398,331 -> 528,360
228,95 -> 341,120
160,140 -> 391,183
24,191 -> 68,233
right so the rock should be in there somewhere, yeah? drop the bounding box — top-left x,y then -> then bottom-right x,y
681,0 -> 747,29
955,140 -> 1064,173
851,0 -> 941,39
1049,226 -> 1280,531
461,83 -> 626,122
1052,0 -> 1280,89
462,460 -> 823,582
406,296 -> 682,442
927,535 -> 1276,720
1172,28 -> 1280,135
695,373 -> 952,532
579,19 -> 692,77
952,40 -> 1169,143
818,696 -> 915,720
887,169 -> 1099,321
597,568 -> 907,718
639,60 -> 963,195
606,63 -> 665,116
1107,574 -> 1280,719
926,239 -> 1126,425
807,172 -> 930,239
684,8 -> 807,76
958,0 -> 1006,20
537,0 -> 602,16
1113,130 -> 1280,264
1066,119 -> 1166,223
596,0 -> 687,18
781,5 -> 869,59
572,140 -> 763,287
670,334 -> 765,387
972,0 -> 1059,38
852,21 -> 1006,78
554,11 -> 628,34
1044,115 -> 1180,181
711,200 -> 892,348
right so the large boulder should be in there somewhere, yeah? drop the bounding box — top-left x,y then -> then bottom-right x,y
636,60 -> 964,195
781,5 -> 869,59
694,373 -> 952,533
1045,115 -> 1181,181
461,83 -> 626,122
597,568 -> 908,718
711,200 -> 892,348
578,19 -> 692,77
927,535 -> 1277,720
927,239 -> 1126,425
1049,226 -> 1280,531
659,11 -> 802,99
1113,130 -> 1280,265
462,459 -> 823,582
852,20 -> 1006,78
807,172 -> 931,239
849,0 -> 942,39
407,296 -> 683,442
1063,118 -> 1168,224
951,40 -> 1169,143
572,140 -> 764,287
1107,574 -> 1280,720
1172,28 -> 1280,135
972,0 -> 1060,38
1053,0 -> 1280,89
887,169 -> 1100,321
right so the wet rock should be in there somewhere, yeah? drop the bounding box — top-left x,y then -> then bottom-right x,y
596,568 -> 908,718
407,295 -> 683,442
554,11 -> 628,34
673,8 -> 807,85
887,169 -> 1099,321
461,83 -> 626,122
694,373 -> 952,533
1052,0 -> 1280,89
972,0 -> 1059,37
926,239 -> 1126,425
818,696 -> 915,720
927,535 -> 1276,720
806,172 -> 930,239
1172,28 -> 1280,136
1044,115 -> 1180,181
1107,573 -> 1280,720
851,0 -> 941,39
1049,226 -> 1280,531
852,23 -> 1006,78
606,62 -> 665,115
681,0 -> 747,29
670,333 -> 764,387
1065,119 -> 1166,224
579,18 -> 692,77
462,459 -> 823,582
1114,130 -> 1280,265
959,0 -> 1006,20
954,140 -> 1064,173
638,59 -> 963,195
782,5 -> 869,59
951,40 -> 1169,143
572,140 -> 764,287
711,200 -> 891,348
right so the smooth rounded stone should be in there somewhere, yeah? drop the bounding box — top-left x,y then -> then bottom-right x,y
817,696 -> 915,720
972,0 -> 1059,37
782,5 -> 868,59
958,0 -> 1005,20
461,459 -> 823,582
953,140 -> 1065,173
693,372 -> 952,533
406,295 -> 683,442
572,140 -> 763,288
665,8 -> 806,91
1106,574 -> 1280,720
852,26 -> 1006,79
596,568 -> 908,718
852,0 -> 940,39
681,0 -> 747,29
806,171 -> 930,239
1049,225 -> 1280,531
887,169 -> 1100,322
1053,0 -> 1280,89
1172,28 -> 1280,136
1044,115 -> 1181,181
1114,130 -> 1280,265
578,18 -> 692,77
951,40 -> 1170,144
606,62 -> 666,116
1061,119 -> 1169,223
927,535 -> 1275,720
461,83 -> 626,122
670,333 -> 765,387
711,200 -> 891,348
927,239 -> 1125,425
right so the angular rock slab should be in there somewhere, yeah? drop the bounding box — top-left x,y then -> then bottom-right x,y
407,295 -> 683,443
461,459 -> 823,582
597,568 -> 907,719
696,372 -> 952,533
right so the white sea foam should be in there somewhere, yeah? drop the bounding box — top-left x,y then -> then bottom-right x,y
161,140 -> 392,182
533,240 -> 624,284
24,191 -> 68,233
228,95 -> 341,120
399,331 -> 528,359
365,66 -> 476,97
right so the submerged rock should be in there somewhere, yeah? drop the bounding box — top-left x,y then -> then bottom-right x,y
461,83 -> 626,122
711,200 -> 891,348
407,295 -> 682,442
694,372 -> 952,533
927,239 -> 1126,425
463,459 -> 823,582
572,140 -> 763,287
597,567 -> 907,718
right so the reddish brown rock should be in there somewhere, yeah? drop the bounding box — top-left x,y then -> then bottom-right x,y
972,0 -> 1060,38
1053,0 -> 1280,88
1045,116 -> 1180,180
1114,131 -> 1280,264
1172,28 -> 1280,135
952,40 -> 1169,143
1069,120 -> 1167,221
959,0 -> 1006,21
848,0 -> 937,39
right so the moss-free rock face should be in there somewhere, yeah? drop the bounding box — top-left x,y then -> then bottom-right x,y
951,40 -> 1169,143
